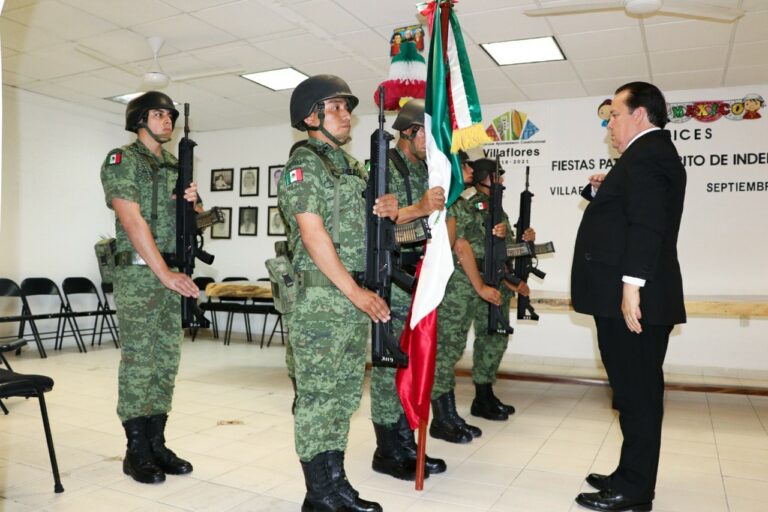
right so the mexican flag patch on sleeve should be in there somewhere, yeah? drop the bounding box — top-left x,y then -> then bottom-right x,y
107,151 -> 122,166
286,167 -> 303,185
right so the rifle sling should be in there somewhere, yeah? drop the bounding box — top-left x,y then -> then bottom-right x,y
388,148 -> 413,206
137,152 -> 162,239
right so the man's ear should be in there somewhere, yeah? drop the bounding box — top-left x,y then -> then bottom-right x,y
303,112 -> 318,129
633,106 -> 649,124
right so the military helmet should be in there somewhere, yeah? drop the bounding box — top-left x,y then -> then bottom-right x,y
458,150 -> 470,165
470,158 -> 505,185
125,91 -> 179,133
392,98 -> 425,131
290,74 -> 359,131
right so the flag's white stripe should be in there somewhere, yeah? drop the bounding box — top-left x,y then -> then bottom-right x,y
447,21 -> 472,130
410,113 -> 455,327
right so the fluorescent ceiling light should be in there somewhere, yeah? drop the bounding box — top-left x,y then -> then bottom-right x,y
107,92 -> 181,106
481,36 -> 565,66
241,68 -> 309,91
108,92 -> 145,105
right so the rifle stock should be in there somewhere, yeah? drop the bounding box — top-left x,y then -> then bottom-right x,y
363,87 -> 408,368
483,157 -> 515,335
176,103 -> 214,329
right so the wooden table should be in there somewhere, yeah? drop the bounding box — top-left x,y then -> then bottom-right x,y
511,292 -> 768,318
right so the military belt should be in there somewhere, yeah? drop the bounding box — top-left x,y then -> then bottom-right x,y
297,270 -> 364,288
114,251 -> 176,267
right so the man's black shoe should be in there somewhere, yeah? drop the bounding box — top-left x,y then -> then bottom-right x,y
575,490 -> 652,511
586,473 -> 611,491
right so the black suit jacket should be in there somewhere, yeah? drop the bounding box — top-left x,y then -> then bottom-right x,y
571,129 -> 687,326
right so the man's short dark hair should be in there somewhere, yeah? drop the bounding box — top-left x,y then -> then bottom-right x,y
615,81 -> 669,128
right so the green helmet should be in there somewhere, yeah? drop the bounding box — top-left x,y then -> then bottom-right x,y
289,75 -> 359,131
470,158 -> 505,185
125,91 -> 178,133
392,99 -> 425,131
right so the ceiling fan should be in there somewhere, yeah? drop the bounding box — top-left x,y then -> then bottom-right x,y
76,36 -> 245,91
524,0 -> 745,22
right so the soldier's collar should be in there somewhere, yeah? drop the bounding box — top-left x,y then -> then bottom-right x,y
307,137 -> 335,155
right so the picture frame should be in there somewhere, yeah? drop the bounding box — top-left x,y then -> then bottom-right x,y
267,206 -> 286,236
238,206 -> 258,236
239,167 -> 259,197
210,168 -> 234,192
210,207 -> 232,239
268,165 -> 284,198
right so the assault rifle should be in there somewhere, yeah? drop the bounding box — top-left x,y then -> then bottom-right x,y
512,166 -> 554,320
176,103 -> 215,329
363,87 -> 410,367
483,157 -> 516,335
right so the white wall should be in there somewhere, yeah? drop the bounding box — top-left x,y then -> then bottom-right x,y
1,85 -> 766,376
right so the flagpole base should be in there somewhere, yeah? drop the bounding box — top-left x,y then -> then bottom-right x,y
416,419 -> 427,490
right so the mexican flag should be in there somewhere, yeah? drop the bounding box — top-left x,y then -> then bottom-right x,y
396,0 -> 490,430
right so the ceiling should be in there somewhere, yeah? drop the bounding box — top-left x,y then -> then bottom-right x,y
2,0 -> 767,132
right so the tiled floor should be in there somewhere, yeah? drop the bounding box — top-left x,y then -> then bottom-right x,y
1,334 -> 767,511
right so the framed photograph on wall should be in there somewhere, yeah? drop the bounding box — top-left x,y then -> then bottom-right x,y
238,206 -> 258,236
239,167 -> 259,197
268,165 -> 284,198
211,207 -> 232,239
210,168 -> 234,192
267,206 -> 286,236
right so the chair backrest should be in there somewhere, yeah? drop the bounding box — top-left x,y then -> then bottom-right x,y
193,276 -> 215,291
21,278 -> 62,299
101,282 -> 114,295
0,278 -> 23,298
222,277 -> 249,282
62,277 -> 99,296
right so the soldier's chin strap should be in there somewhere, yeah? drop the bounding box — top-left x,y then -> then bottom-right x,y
400,125 -> 421,157
137,121 -> 172,144
305,104 -> 349,147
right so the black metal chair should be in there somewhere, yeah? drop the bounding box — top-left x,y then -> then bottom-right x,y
192,276 -> 216,341
255,277 -> 283,348
100,282 -> 120,340
62,277 -> 119,348
0,278 -> 45,358
20,278 -> 86,354
0,367 -> 64,493
0,338 -> 27,414
220,277 -> 252,345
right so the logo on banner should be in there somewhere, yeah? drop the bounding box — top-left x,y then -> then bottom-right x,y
485,109 -> 540,141
667,93 -> 764,123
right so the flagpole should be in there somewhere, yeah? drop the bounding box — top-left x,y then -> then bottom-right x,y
415,419 -> 427,490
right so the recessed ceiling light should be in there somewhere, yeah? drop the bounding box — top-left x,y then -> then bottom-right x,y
241,68 -> 309,91
481,36 -> 565,66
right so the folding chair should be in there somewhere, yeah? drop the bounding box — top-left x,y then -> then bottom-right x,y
192,276 -> 216,340
100,282 -> 120,341
62,277 -> 119,348
220,277 -> 252,345
20,278 -> 86,354
0,367 -> 64,493
0,278 -> 45,358
0,338 -> 27,414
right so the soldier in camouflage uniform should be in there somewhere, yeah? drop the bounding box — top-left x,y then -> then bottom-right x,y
279,75 -> 397,512
100,91 -> 198,484
430,158 -> 535,444
369,99 -> 447,481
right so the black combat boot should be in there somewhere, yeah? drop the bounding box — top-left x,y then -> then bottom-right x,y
327,450 -> 382,512
290,377 -> 297,415
396,414 -> 446,475
372,421 -> 419,480
122,417 -> 165,484
301,452 -> 347,512
429,392 -> 473,444
471,383 -> 509,421
146,414 -> 193,475
447,390 -> 482,438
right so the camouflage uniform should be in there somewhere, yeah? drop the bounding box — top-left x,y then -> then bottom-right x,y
432,187 -> 515,397
278,137 -> 369,461
100,139 -> 182,422
370,148 -> 428,426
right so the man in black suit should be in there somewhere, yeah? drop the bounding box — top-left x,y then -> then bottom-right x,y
571,82 -> 687,511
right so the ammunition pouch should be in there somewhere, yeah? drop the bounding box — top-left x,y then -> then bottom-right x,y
94,238 -> 117,285
265,255 -> 299,314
